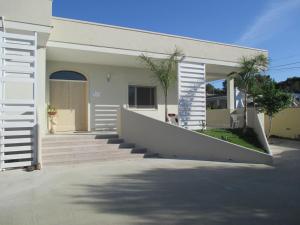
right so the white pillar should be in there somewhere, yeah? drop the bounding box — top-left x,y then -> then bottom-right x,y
227,78 -> 235,111
36,47 -> 46,168
37,47 -> 47,135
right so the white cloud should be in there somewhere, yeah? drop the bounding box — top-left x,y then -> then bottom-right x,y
237,0 -> 300,46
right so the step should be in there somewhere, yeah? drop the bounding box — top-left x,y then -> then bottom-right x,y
42,136 -> 114,142
107,138 -> 124,144
43,149 -> 134,160
43,152 -> 144,166
42,139 -> 111,147
42,144 -> 123,155
42,134 -> 118,142
43,155 -> 144,166
131,148 -> 147,154
41,134 -> 147,166
119,143 -> 135,149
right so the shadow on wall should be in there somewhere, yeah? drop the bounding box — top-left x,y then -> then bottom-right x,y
179,81 -> 204,128
90,81 -> 178,129
70,140 -> 300,225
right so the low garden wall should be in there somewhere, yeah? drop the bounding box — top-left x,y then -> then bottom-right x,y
206,108 -> 270,153
264,108 -> 300,140
206,109 -> 231,128
119,108 -> 273,165
247,108 -> 270,153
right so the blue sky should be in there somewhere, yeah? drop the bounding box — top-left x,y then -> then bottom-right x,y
53,0 -> 300,88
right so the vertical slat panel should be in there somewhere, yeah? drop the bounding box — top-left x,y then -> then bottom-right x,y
178,61 -> 206,130
32,32 -> 37,165
94,105 -> 119,131
0,30 -> 4,170
0,30 -> 37,170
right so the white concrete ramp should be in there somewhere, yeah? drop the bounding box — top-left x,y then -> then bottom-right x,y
119,108 -> 273,165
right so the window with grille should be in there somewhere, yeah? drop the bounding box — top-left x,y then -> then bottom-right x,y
128,86 -> 156,108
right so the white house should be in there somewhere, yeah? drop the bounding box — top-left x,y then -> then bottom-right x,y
0,0 -> 271,169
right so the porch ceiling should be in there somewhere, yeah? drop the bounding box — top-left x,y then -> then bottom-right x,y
206,64 -> 239,81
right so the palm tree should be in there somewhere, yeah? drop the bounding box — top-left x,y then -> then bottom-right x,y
140,49 -> 183,122
228,54 -> 269,132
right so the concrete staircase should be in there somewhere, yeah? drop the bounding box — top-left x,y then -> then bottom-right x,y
42,134 -> 147,166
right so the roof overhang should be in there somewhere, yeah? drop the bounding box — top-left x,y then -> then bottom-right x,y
47,40 -> 240,80
47,17 -> 267,80
49,17 -> 268,64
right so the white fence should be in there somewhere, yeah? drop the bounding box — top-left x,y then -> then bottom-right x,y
0,31 -> 37,170
178,61 -> 206,130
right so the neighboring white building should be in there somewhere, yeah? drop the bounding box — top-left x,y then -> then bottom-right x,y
292,93 -> 300,107
206,88 -> 247,109
0,0 -> 269,169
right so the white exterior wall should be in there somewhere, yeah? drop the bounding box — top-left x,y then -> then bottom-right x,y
49,18 -> 267,64
0,0 -> 52,27
45,61 -> 178,133
5,82 -> 33,99
36,47 -> 47,134
227,78 -> 235,111
178,61 -> 206,130
0,31 -> 38,169
4,49 -> 46,134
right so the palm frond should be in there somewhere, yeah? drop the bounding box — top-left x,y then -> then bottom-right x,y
140,54 -> 161,75
140,49 -> 184,91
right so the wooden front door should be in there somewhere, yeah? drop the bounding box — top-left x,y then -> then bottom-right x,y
50,80 -> 88,132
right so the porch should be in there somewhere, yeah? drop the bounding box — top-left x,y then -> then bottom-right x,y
45,43 -> 238,134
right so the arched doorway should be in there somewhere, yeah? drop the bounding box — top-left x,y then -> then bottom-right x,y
49,71 -> 88,132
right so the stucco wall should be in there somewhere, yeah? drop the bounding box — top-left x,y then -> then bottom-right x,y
0,0 -> 52,27
264,108 -> 300,140
5,83 -> 33,100
119,108 -> 272,165
37,48 -> 47,136
49,17 -> 267,64
46,61 -> 178,132
206,109 -> 231,128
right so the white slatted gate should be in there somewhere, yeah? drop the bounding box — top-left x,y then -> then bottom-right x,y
94,105 -> 119,131
0,31 -> 37,170
178,61 -> 206,130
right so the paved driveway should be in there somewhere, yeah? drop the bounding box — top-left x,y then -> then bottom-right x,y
0,138 -> 299,225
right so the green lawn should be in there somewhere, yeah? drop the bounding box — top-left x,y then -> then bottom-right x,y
197,128 -> 266,153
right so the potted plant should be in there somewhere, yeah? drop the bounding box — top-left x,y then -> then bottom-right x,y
47,105 -> 57,116
47,105 -> 57,134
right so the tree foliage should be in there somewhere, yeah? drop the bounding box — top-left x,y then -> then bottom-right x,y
228,54 -> 269,131
140,49 -> 183,122
222,80 -> 227,94
277,77 -> 300,93
206,83 -> 225,95
248,74 -> 272,105
206,83 -> 215,94
256,79 -> 292,138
